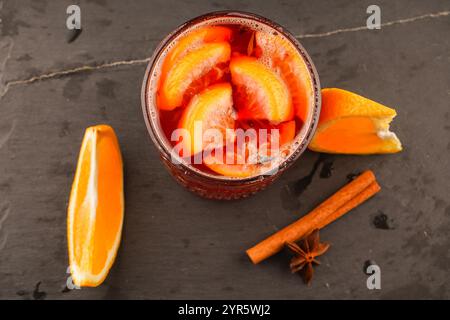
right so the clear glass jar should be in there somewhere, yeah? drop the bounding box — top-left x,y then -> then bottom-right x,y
141,11 -> 321,199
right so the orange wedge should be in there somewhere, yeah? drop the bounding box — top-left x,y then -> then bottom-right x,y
161,26 -> 231,79
158,42 -> 231,110
230,56 -> 293,123
255,31 -> 314,123
309,88 -> 402,154
178,83 -> 235,157
67,125 -> 124,287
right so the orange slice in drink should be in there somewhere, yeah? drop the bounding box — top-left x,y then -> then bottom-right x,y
309,88 -> 403,154
204,120 -> 295,178
255,31 -> 314,123
230,56 -> 293,123
206,163 -> 258,178
254,120 -> 296,158
277,120 -> 296,146
161,26 -> 232,79
204,147 -> 259,178
158,42 -> 231,110
238,119 -> 296,148
67,125 -> 124,287
178,83 -> 236,157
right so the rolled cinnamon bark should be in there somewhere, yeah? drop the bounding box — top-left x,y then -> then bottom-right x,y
246,170 -> 380,264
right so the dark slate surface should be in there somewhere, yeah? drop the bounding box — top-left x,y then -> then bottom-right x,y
0,0 -> 449,299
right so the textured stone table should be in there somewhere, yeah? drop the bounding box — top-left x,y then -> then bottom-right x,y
0,0 -> 449,299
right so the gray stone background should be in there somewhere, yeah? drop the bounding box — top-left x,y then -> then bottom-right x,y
0,0 -> 449,299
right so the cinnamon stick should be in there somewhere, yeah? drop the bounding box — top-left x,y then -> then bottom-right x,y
246,170 -> 380,264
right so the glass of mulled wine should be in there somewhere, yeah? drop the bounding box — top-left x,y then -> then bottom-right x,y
142,11 -> 321,199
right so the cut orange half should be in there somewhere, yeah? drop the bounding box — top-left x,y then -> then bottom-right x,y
178,83 -> 236,157
255,31 -> 314,123
67,125 -> 124,287
158,42 -> 231,110
309,88 -> 402,154
230,56 -> 293,123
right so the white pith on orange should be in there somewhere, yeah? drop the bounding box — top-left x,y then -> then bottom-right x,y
67,125 -> 124,287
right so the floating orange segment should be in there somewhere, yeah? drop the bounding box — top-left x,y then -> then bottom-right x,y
67,125 -> 124,287
230,56 -> 293,123
278,120 -> 296,146
205,162 -> 258,178
204,148 -> 259,178
309,88 -> 402,154
158,42 -> 231,110
161,26 -> 232,78
203,120 -> 295,178
255,31 -> 313,122
204,144 -> 277,178
178,83 -> 236,157
238,119 -> 296,149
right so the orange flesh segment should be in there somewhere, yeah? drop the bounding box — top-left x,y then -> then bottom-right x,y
255,31 -> 313,122
238,119 -> 295,150
311,117 -> 385,153
278,120 -> 296,146
263,120 -> 295,157
204,120 -> 295,178
178,83 -> 235,157
161,26 -> 232,79
68,125 -> 124,287
309,88 -> 402,154
182,64 -> 227,106
316,88 -> 397,123
206,162 -> 258,178
158,42 -> 231,110
205,148 -> 259,178
230,56 -> 293,123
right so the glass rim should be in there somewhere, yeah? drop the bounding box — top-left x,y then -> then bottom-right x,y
141,10 -> 321,184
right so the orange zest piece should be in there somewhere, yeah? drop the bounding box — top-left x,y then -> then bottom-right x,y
158,42 -> 231,110
67,125 -> 124,287
178,83 -> 236,157
309,88 -> 402,154
255,31 -> 314,123
230,55 -> 293,123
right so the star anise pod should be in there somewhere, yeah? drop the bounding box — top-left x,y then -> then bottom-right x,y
286,229 -> 330,286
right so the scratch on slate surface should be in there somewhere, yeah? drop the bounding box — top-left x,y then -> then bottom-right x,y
0,10 -> 449,100
0,119 -> 16,149
0,57 -> 151,98
296,10 -> 450,39
0,202 -> 10,251
0,37 -> 14,99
